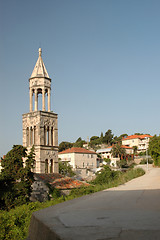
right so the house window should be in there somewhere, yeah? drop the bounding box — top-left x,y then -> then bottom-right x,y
83,162 -> 84,168
91,154 -> 93,158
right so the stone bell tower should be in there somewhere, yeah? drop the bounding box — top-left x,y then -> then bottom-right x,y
22,48 -> 59,173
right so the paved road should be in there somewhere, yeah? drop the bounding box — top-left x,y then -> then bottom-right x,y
28,167 -> 160,240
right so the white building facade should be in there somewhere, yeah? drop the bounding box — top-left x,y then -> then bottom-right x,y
58,147 -> 97,169
122,134 -> 152,153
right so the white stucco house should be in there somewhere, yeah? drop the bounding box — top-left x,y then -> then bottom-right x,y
96,145 -> 134,167
122,134 -> 152,153
58,147 -> 97,170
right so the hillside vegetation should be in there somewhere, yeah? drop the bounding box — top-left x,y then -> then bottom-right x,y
0,167 -> 145,240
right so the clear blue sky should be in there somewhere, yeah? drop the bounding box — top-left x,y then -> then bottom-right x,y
1,0 -> 160,157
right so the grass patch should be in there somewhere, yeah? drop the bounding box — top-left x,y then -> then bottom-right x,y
0,167 -> 145,240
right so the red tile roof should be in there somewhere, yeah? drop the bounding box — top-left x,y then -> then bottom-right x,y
122,134 -> 152,141
51,177 -> 90,189
34,173 -> 90,190
59,147 -> 97,155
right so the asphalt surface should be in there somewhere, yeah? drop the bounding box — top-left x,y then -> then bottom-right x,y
28,165 -> 160,240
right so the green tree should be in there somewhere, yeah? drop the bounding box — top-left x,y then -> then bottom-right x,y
75,137 -> 82,142
100,132 -> 103,139
90,136 -> 99,142
149,135 -> 160,167
58,160 -> 75,177
0,145 -> 35,210
111,144 -> 126,159
102,129 -> 114,145
113,134 -> 128,144
134,133 -> 144,135
73,137 -> 86,148
73,141 -> 86,148
58,141 -> 73,152
89,136 -> 100,148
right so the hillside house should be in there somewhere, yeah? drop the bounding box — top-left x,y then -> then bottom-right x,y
58,147 -> 97,170
122,134 -> 152,153
96,145 -> 134,167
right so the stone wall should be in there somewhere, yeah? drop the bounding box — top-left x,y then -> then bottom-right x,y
30,174 -> 49,202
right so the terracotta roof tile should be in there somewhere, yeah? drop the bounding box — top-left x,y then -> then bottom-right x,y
59,147 -> 97,155
51,177 -> 90,189
34,173 -> 90,190
122,134 -> 152,141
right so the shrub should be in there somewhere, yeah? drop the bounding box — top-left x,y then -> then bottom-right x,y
117,159 -> 129,168
140,159 -> 153,164
93,165 -> 119,185
0,199 -> 65,240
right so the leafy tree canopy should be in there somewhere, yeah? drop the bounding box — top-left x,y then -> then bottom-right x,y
73,137 -> 86,148
58,160 -> 75,177
89,136 -> 100,149
73,140 -> 86,148
149,135 -> 160,167
134,133 -> 144,135
75,137 -> 82,142
102,129 -> 114,145
0,145 -> 35,210
113,134 -> 128,144
90,136 -> 99,141
59,141 -> 73,152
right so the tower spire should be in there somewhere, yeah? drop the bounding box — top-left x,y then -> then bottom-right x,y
29,49 -> 51,112
30,48 -> 50,79
39,48 -> 42,57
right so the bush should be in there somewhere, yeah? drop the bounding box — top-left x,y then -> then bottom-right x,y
93,165 -> 119,185
117,159 -> 129,168
140,159 -> 153,164
0,199 -> 65,240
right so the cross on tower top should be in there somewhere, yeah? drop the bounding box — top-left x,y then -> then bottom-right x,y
39,48 -> 42,57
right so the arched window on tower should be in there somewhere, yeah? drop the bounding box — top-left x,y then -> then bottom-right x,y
30,127 -> 33,145
37,88 -> 42,111
45,89 -> 48,111
51,127 -> 53,146
47,127 -> 49,145
32,90 -> 35,111
44,126 -> 46,145
45,159 -> 48,173
50,159 -> 53,173
34,126 -> 36,145
26,127 -> 29,146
